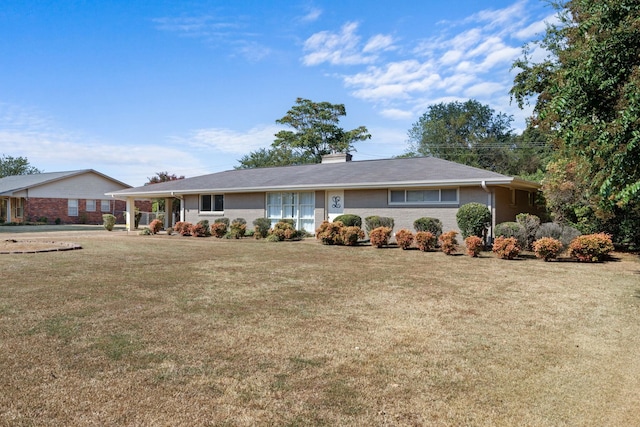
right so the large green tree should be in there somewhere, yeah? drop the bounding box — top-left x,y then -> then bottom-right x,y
237,98 -> 371,169
405,99 -> 547,175
0,154 -> 41,177
510,0 -> 640,247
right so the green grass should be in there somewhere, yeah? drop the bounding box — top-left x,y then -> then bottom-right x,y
0,230 -> 639,426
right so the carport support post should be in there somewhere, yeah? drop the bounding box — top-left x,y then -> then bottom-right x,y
125,197 -> 135,232
164,198 -> 173,229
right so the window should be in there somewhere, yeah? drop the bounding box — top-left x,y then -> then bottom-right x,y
86,200 -> 96,212
15,198 -> 24,218
267,191 -> 315,233
200,194 -> 224,213
68,199 -> 79,216
389,188 -> 458,204
101,200 -> 111,212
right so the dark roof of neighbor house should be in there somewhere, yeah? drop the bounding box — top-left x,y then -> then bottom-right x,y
0,169 -> 130,196
107,156 -> 540,198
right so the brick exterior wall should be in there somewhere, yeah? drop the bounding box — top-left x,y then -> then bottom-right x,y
23,198 -> 152,224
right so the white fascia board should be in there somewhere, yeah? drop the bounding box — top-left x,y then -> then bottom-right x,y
105,178 -> 524,198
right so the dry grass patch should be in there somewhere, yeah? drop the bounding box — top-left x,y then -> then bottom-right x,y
1,231 -> 639,426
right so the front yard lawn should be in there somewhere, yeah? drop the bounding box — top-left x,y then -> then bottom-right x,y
1,233 -> 639,425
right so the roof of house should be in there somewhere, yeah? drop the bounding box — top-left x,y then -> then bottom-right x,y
0,169 -> 131,196
107,157 -> 540,198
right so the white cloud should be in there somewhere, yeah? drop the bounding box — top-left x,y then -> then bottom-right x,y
300,7 -> 322,23
302,22 -> 393,66
176,124 -> 280,154
363,34 -> 395,53
303,0 -> 551,128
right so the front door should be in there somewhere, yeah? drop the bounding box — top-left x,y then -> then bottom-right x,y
327,190 -> 344,222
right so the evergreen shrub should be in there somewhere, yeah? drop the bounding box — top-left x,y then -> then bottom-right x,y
333,214 -> 362,227
456,203 -> 491,239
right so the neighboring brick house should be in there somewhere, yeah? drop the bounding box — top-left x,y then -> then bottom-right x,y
0,170 -> 149,224
107,155 -> 543,237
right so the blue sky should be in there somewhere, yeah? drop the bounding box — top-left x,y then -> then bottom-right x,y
0,0 -> 556,186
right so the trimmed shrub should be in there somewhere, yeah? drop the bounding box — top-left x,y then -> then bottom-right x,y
492,236 -> 520,260
413,217 -> 443,239
364,216 -> 394,234
175,221 -> 192,236
316,220 -> 344,245
456,203 -> 491,239
415,231 -> 436,252
228,219 -> 247,239
333,214 -> 362,228
516,213 -> 541,250
270,220 -> 301,242
533,237 -> 563,261
495,222 -> 526,249
210,222 -> 227,238
190,222 -> 208,237
214,217 -> 230,226
536,222 -> 582,247
439,231 -> 458,255
370,226 -> 392,248
198,220 -> 211,236
102,214 -> 116,231
149,219 -> 163,234
341,226 -> 365,246
465,235 -> 483,257
395,229 -> 414,250
568,233 -> 614,262
139,228 -> 152,235
253,217 -> 271,239
316,221 -> 363,245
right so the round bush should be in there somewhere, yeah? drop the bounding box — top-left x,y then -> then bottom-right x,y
394,229 -> 414,250
333,214 -> 362,228
415,231 -> 436,252
494,222 -> 526,249
369,226 -> 392,248
456,203 -> 491,239
253,217 -> 271,239
568,233 -> 614,262
413,217 -> 443,238
533,237 -> 563,261
492,236 -> 520,260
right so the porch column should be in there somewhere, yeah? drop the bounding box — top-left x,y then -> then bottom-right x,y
6,198 -> 11,223
125,197 -> 135,231
164,198 -> 173,228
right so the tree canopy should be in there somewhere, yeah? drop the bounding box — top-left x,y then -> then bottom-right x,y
145,171 -> 185,186
237,98 -> 371,169
0,154 -> 41,178
404,99 -> 549,176
511,0 -> 640,209
510,0 -> 640,247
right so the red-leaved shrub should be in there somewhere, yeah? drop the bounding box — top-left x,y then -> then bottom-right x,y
190,222 -> 208,237
464,235 -> 483,257
533,237 -> 563,261
568,233 -> 614,262
341,226 -> 364,246
415,231 -> 436,252
316,221 -> 344,245
210,222 -> 227,238
395,229 -> 414,250
370,226 -> 392,248
174,221 -> 192,236
149,219 -> 163,234
439,231 -> 458,255
492,236 -> 520,260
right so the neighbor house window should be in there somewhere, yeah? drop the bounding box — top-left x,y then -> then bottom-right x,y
86,200 -> 96,212
101,200 -> 111,212
15,198 -> 24,218
267,192 -> 315,233
200,194 -> 224,213
68,199 -> 79,216
389,188 -> 458,204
